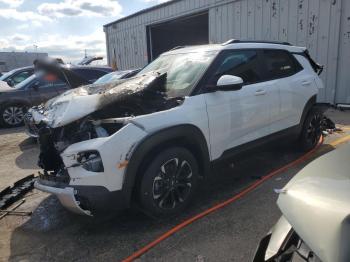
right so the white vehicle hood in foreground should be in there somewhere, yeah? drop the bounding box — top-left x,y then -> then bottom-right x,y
277,143 -> 350,262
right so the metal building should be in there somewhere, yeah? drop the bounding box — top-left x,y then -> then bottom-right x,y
0,52 -> 48,72
104,0 -> 350,104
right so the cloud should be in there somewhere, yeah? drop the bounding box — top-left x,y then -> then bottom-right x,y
11,34 -> 30,42
0,8 -> 50,22
0,0 -> 24,8
38,0 -> 123,18
0,30 -> 107,63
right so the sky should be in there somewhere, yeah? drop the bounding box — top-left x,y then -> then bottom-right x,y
0,0 -> 169,63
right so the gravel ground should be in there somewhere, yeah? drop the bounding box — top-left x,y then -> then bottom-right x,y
0,127 -> 39,192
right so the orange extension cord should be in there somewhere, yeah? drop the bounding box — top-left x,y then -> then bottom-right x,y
122,137 -> 324,262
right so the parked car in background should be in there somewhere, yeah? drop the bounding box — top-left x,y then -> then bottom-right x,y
0,66 -> 34,87
0,62 -> 112,127
31,40 -> 324,217
77,56 -> 104,66
253,144 -> 350,262
93,69 -> 141,84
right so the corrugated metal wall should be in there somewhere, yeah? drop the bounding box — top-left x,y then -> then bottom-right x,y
336,0 -> 350,104
105,0 -> 350,104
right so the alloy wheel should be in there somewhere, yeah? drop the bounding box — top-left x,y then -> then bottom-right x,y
306,114 -> 322,146
152,158 -> 193,209
2,106 -> 25,126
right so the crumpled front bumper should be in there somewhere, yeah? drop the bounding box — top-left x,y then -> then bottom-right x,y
34,181 -> 92,216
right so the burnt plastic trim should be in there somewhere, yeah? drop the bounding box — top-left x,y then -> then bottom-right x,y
122,124 -> 211,207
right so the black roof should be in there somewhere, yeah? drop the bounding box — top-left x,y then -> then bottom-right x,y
104,0 -> 179,27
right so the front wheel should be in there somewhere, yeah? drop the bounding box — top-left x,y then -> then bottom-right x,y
139,147 -> 199,218
0,104 -> 27,128
299,109 -> 323,152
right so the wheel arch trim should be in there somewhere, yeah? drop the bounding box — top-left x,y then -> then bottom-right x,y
122,124 -> 211,207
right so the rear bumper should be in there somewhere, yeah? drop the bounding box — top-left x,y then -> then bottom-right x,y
34,181 -> 91,216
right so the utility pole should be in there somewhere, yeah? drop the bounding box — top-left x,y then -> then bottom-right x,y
33,44 -> 38,58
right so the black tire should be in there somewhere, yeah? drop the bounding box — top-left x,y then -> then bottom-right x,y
138,147 -> 199,218
0,104 -> 27,128
299,108 -> 323,152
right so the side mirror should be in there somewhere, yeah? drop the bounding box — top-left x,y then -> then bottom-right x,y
6,79 -> 14,87
216,75 -> 243,91
32,82 -> 40,90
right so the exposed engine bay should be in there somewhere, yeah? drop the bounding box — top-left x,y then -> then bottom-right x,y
29,71 -> 184,176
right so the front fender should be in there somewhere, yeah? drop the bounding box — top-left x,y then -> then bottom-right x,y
123,124 -> 211,206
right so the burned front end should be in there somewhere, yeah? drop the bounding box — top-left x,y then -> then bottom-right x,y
32,72 -> 183,215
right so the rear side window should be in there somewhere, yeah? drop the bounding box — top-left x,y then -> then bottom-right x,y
211,50 -> 264,85
262,50 -> 303,80
74,69 -> 108,82
12,70 -> 33,85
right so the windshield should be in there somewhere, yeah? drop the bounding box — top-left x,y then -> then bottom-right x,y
94,71 -> 127,84
0,69 -> 17,81
137,51 -> 218,97
15,74 -> 37,89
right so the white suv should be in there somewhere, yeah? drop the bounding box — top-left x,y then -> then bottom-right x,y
31,40 -> 324,217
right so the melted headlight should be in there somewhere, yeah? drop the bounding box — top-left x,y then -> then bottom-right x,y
77,151 -> 104,173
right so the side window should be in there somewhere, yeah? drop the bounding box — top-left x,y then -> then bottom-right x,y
262,50 -> 303,80
39,74 -> 62,88
210,50 -> 264,86
11,71 -> 32,85
74,69 -> 108,82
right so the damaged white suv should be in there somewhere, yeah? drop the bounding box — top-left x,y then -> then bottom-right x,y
30,40 -> 324,217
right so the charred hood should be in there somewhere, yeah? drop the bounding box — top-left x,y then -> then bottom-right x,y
37,71 -> 177,128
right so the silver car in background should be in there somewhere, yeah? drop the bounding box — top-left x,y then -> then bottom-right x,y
253,144 -> 350,262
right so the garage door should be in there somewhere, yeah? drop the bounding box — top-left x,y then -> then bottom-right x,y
147,12 -> 209,61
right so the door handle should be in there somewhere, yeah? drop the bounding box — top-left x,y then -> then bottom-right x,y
255,89 -> 266,96
302,81 -> 312,86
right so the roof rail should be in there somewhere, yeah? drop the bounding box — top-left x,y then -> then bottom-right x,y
222,39 -> 292,46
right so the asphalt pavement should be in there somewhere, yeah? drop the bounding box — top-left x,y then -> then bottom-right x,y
1,118 -> 349,262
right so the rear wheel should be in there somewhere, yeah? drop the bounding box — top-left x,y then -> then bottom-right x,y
0,104 -> 27,128
138,147 -> 199,218
299,109 -> 322,152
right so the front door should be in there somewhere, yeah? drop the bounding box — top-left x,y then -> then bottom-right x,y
203,49 -> 274,160
29,78 -> 60,106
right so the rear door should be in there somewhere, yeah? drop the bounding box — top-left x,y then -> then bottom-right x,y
203,49 -> 275,159
260,49 -> 305,132
29,78 -> 60,105
53,79 -> 70,95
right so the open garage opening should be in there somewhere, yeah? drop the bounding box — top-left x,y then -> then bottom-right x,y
147,12 -> 209,61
